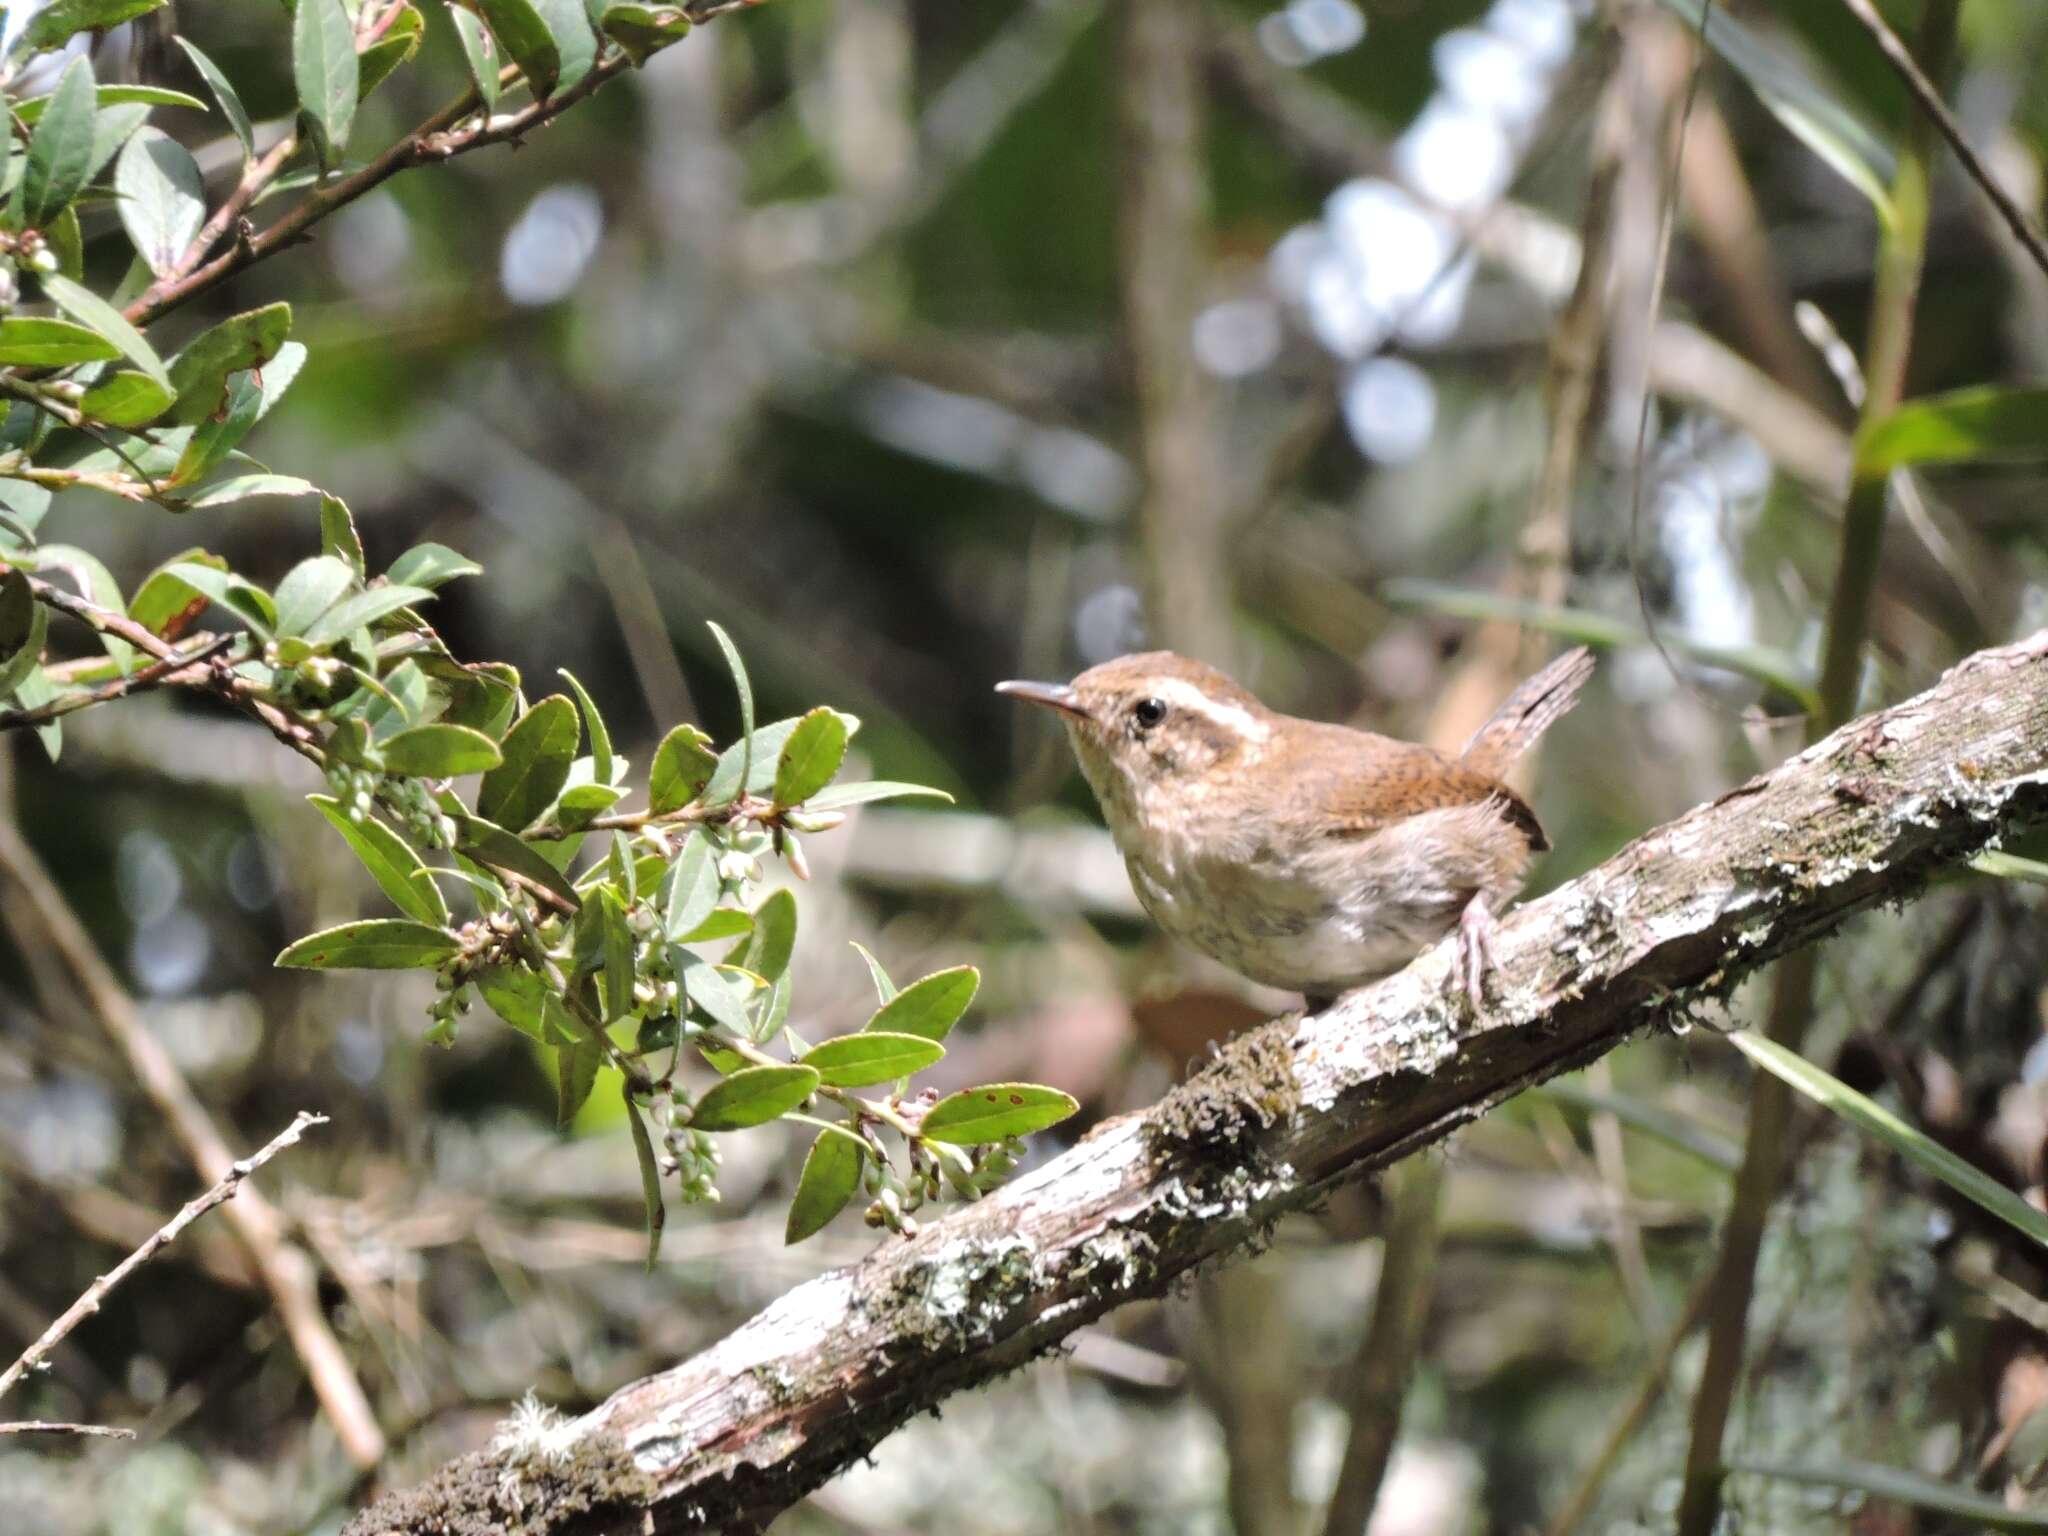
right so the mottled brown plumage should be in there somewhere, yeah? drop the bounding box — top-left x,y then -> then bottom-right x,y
997,647 -> 1593,1009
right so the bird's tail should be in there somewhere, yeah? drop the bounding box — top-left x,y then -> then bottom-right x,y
1457,646 -> 1595,779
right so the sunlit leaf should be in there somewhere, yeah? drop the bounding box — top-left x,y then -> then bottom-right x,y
773,706 -> 849,807
175,39 -> 254,163
308,794 -> 449,926
381,723 -> 503,778
1856,386 -> 2048,474
17,57 -> 98,227
650,721 -> 716,811
0,318 -> 118,367
801,1031 -> 945,1088
115,128 -> 205,279
804,780 -> 954,812
864,966 -> 978,1042
294,0 -> 359,171
690,1064 -> 819,1130
276,918 -> 459,970
920,1083 -> 1079,1145
785,1126 -> 863,1244
479,694 -> 579,831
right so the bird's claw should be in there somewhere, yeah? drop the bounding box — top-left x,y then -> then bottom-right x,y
1451,895 -> 1497,1017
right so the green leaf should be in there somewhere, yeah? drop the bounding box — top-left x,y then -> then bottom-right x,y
455,813 -> 581,909
275,918 -> 459,970
478,694 -> 579,832
294,0 -> 359,171
661,829 -> 717,938
476,964 -> 574,1044
556,1034 -> 602,1127
10,666 -> 61,759
15,85 -> 206,127
531,0 -> 597,91
45,206 -> 83,281
180,473 -> 321,510
680,956 -> 757,1035
673,908 -> 750,944
557,669 -> 614,785
865,965 -> 978,1043
308,794 -> 449,926
707,619 -> 754,798
175,39 -> 255,164
272,555 -> 355,637
745,887 -> 797,983
1655,0 -> 1896,218
170,371 -> 264,487
358,2 -> 424,99
1726,1456 -> 2048,1532
0,570 -> 49,700
38,274 -> 170,390
475,0 -> 562,100
320,496 -> 365,577
34,543 -> 129,673
690,1064 -> 819,1131
25,0 -> 165,51
380,723 -> 502,778
773,706 -> 848,807
86,102 -> 151,187
801,1031 -> 945,1088
1856,386 -> 2048,474
557,780 -> 624,831
596,888 -> 634,1021
114,128 -> 205,279
301,583 -> 434,646
784,1126 -> 862,1244
649,722 -> 716,812
625,1088 -> 665,1269
449,7 -> 503,111
0,318 -> 118,366
166,303 -> 292,425
600,3 -> 691,67
1729,1031 -> 2048,1251
129,548 -> 221,638
804,780 -> 955,812
18,57 -> 98,228
920,1083 -> 1079,1145
386,541 -> 482,589
78,370 -> 174,428
850,940 -> 896,1003
1532,1081 -> 1740,1173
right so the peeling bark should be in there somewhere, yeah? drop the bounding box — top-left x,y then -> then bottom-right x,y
348,633 -> 2048,1536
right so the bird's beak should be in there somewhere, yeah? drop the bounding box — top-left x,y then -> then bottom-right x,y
995,679 -> 1093,722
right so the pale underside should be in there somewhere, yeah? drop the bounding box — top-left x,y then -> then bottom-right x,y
1121,799 -> 1533,994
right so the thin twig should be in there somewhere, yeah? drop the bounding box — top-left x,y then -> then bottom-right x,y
0,1420 -> 137,1439
1838,0 -> 2048,284
0,633 -> 236,730
126,50 -> 638,330
0,819 -> 386,1468
0,1111 -> 327,1406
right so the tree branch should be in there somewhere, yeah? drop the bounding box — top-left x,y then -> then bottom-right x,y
346,629 -> 2048,1534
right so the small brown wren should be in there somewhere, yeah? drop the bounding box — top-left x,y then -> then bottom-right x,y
998,647 -> 1593,1012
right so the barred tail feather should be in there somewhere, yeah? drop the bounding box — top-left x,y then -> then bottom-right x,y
1458,646 -> 1595,778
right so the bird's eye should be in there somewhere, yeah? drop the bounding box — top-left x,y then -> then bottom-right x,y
1132,697 -> 1168,730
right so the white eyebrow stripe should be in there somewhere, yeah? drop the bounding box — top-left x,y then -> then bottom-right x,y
1150,678 -> 1269,740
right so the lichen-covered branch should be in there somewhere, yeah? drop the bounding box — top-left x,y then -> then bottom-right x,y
348,632 -> 2048,1536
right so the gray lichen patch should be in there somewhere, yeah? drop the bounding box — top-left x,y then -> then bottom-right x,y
1148,1018 -> 1301,1152
897,1233 -> 1045,1348
340,1430 -> 658,1536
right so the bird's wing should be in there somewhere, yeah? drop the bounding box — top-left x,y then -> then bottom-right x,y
1301,732 -> 1549,851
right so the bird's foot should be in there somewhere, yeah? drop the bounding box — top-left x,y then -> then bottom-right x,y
1450,895 -> 1498,1017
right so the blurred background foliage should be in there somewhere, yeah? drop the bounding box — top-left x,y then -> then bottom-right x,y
8,0 -> 2048,1532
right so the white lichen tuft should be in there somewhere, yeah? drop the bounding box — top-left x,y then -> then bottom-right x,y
492,1391 -> 584,1467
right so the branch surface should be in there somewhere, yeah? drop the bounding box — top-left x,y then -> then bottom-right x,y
348,632 -> 2048,1535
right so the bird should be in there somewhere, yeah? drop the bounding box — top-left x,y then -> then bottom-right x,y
997,646 -> 1593,1013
